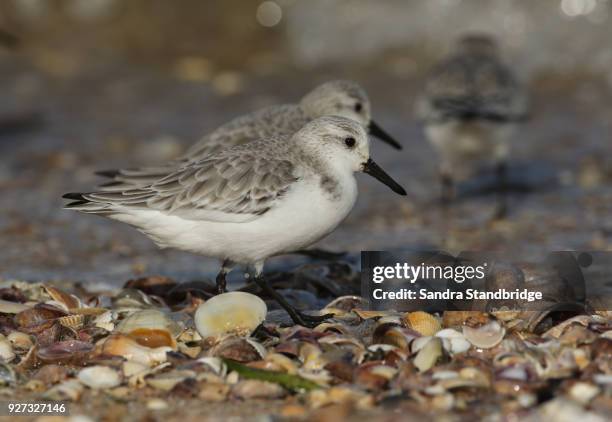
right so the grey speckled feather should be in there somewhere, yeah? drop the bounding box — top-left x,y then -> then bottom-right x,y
78,137 -> 300,219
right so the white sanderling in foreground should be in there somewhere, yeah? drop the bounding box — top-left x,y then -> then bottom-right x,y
416,34 -> 528,202
64,116 -> 407,326
96,80 -> 401,190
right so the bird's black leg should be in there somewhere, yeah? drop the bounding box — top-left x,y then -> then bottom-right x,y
494,161 -> 508,219
252,274 -> 333,328
215,259 -> 234,294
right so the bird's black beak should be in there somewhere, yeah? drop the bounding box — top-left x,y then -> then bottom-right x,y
369,120 -> 402,150
362,159 -> 407,196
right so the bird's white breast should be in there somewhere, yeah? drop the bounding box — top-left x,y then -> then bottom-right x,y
112,173 -> 358,265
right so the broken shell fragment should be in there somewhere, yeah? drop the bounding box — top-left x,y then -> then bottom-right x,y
78,365 -> 122,389
463,320 -> 506,349
0,335 -> 16,362
8,331 -> 33,351
404,311 -> 442,336
435,329 -> 471,355
414,337 -> 443,372
194,292 -> 266,339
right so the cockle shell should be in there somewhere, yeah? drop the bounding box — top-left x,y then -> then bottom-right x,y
404,311 -> 442,336
194,292 -> 266,339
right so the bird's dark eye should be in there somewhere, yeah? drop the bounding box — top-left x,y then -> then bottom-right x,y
344,137 -> 356,148
354,103 -> 363,112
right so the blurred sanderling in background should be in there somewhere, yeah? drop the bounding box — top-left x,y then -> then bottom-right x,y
416,34 -> 529,204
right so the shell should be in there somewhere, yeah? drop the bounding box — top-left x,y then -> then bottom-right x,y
194,292 -> 266,339
93,310 -> 115,331
146,369 -> 196,391
442,311 -> 489,328
78,366 -> 122,389
7,332 -> 33,351
232,380 -> 286,400
43,379 -> 84,401
0,335 -> 16,362
413,337 -> 443,372
404,311 -> 442,336
100,334 -> 172,366
116,309 -> 182,337
43,285 -> 81,310
0,299 -> 31,314
37,340 -> 94,365
58,314 -> 85,330
373,324 -> 420,350
208,336 -> 266,363
435,329 -> 471,355
127,328 -> 177,350
463,320 -> 506,349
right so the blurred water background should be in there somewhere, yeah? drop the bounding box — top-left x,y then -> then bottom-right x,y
1,0 -> 612,288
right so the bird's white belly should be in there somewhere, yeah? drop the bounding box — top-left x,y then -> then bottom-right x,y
114,177 -> 358,265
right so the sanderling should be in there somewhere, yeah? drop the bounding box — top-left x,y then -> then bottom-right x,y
64,116 -> 406,327
416,34 -> 528,202
97,80 -> 401,190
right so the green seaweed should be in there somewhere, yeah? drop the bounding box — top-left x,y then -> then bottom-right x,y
223,359 -> 323,392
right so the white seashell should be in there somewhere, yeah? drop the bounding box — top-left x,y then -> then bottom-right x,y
0,335 -> 15,363
432,370 -> 460,380
146,370 -> 195,391
122,361 -> 149,378
94,310 -> 115,331
435,328 -> 471,355
568,382 -> 600,405
463,320 -> 505,349
194,292 -> 266,339
0,299 -> 31,314
116,309 -> 181,337
78,366 -> 122,389
411,336 -> 433,354
413,337 -> 443,372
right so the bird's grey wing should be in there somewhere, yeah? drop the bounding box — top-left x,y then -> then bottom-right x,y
98,105 -> 306,192
79,140 -> 299,222
182,104 -> 307,161
419,56 -> 528,124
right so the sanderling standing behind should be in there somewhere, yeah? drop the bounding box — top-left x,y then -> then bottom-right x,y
416,34 -> 529,203
64,116 -> 407,327
98,80 -> 402,190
